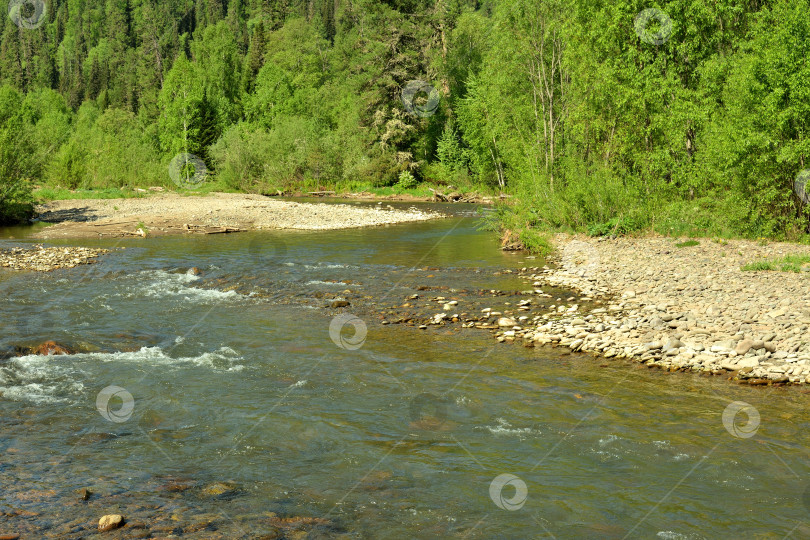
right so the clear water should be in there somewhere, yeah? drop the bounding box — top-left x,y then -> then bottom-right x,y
1,204 -> 809,538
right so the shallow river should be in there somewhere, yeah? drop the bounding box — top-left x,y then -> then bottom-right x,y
1,201 -> 809,539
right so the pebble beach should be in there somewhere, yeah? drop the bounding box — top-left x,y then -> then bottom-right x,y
510,234 -> 810,385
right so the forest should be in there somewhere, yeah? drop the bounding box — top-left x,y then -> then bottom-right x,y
1,0 -> 809,244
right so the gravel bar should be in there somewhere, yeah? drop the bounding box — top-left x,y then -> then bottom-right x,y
506,234 -> 810,385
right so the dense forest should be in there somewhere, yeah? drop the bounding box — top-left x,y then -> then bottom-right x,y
1,0 -> 809,242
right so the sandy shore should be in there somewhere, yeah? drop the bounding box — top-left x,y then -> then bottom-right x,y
508,234 -> 810,385
32,192 -> 443,239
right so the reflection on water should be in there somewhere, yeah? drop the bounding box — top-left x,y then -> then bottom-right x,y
0,211 -> 809,538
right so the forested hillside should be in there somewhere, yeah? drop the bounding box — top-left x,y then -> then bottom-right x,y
1,0 -> 809,241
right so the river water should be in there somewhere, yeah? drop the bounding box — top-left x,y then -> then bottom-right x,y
1,201 -> 809,538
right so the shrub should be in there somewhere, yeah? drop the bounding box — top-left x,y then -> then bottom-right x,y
397,170 -> 417,189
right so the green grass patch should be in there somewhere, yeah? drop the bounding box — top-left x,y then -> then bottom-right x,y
675,240 -> 700,248
343,183 -> 436,198
339,180 -> 489,199
741,254 -> 810,272
741,261 -> 775,271
34,186 -> 143,201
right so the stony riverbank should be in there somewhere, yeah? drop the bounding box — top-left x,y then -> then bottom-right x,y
0,245 -> 109,272
507,234 -> 810,385
32,192 -> 443,238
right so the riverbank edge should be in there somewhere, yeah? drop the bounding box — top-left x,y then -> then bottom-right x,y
31,186 -> 500,205
28,192 -> 448,240
495,234 -> 810,387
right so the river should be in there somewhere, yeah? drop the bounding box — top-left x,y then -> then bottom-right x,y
1,201 -> 808,538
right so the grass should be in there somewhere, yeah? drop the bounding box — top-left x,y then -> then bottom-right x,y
34,186 -> 143,201
33,179 -> 257,202
518,228 -> 553,256
741,254 -> 810,272
675,240 -> 700,248
339,181 -> 493,199
343,183 -> 436,198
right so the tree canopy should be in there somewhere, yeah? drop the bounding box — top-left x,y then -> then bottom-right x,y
0,0 -> 807,237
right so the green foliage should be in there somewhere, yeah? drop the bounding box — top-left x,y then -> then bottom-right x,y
0,85 -> 34,223
587,215 -> 647,238
34,186 -> 141,201
47,104 -> 163,189
675,240 -> 700,248
0,0 -> 807,245
397,170 -> 418,189
518,228 -> 552,256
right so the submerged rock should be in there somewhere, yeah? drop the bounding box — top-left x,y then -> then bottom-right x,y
98,514 -> 124,532
31,341 -> 74,356
201,481 -> 239,498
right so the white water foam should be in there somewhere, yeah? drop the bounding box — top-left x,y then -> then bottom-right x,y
134,270 -> 242,302
478,417 -> 541,439
0,354 -> 85,404
1,346 -> 245,404
656,532 -> 705,540
81,346 -> 245,371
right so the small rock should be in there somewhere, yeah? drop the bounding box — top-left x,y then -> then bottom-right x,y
735,339 -> 754,355
330,300 -> 350,308
736,357 -> 759,369
764,342 -> 777,353
497,317 -> 517,327
662,338 -> 683,352
98,514 -> 124,532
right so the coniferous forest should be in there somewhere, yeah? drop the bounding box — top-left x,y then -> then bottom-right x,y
1,0 -> 810,242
